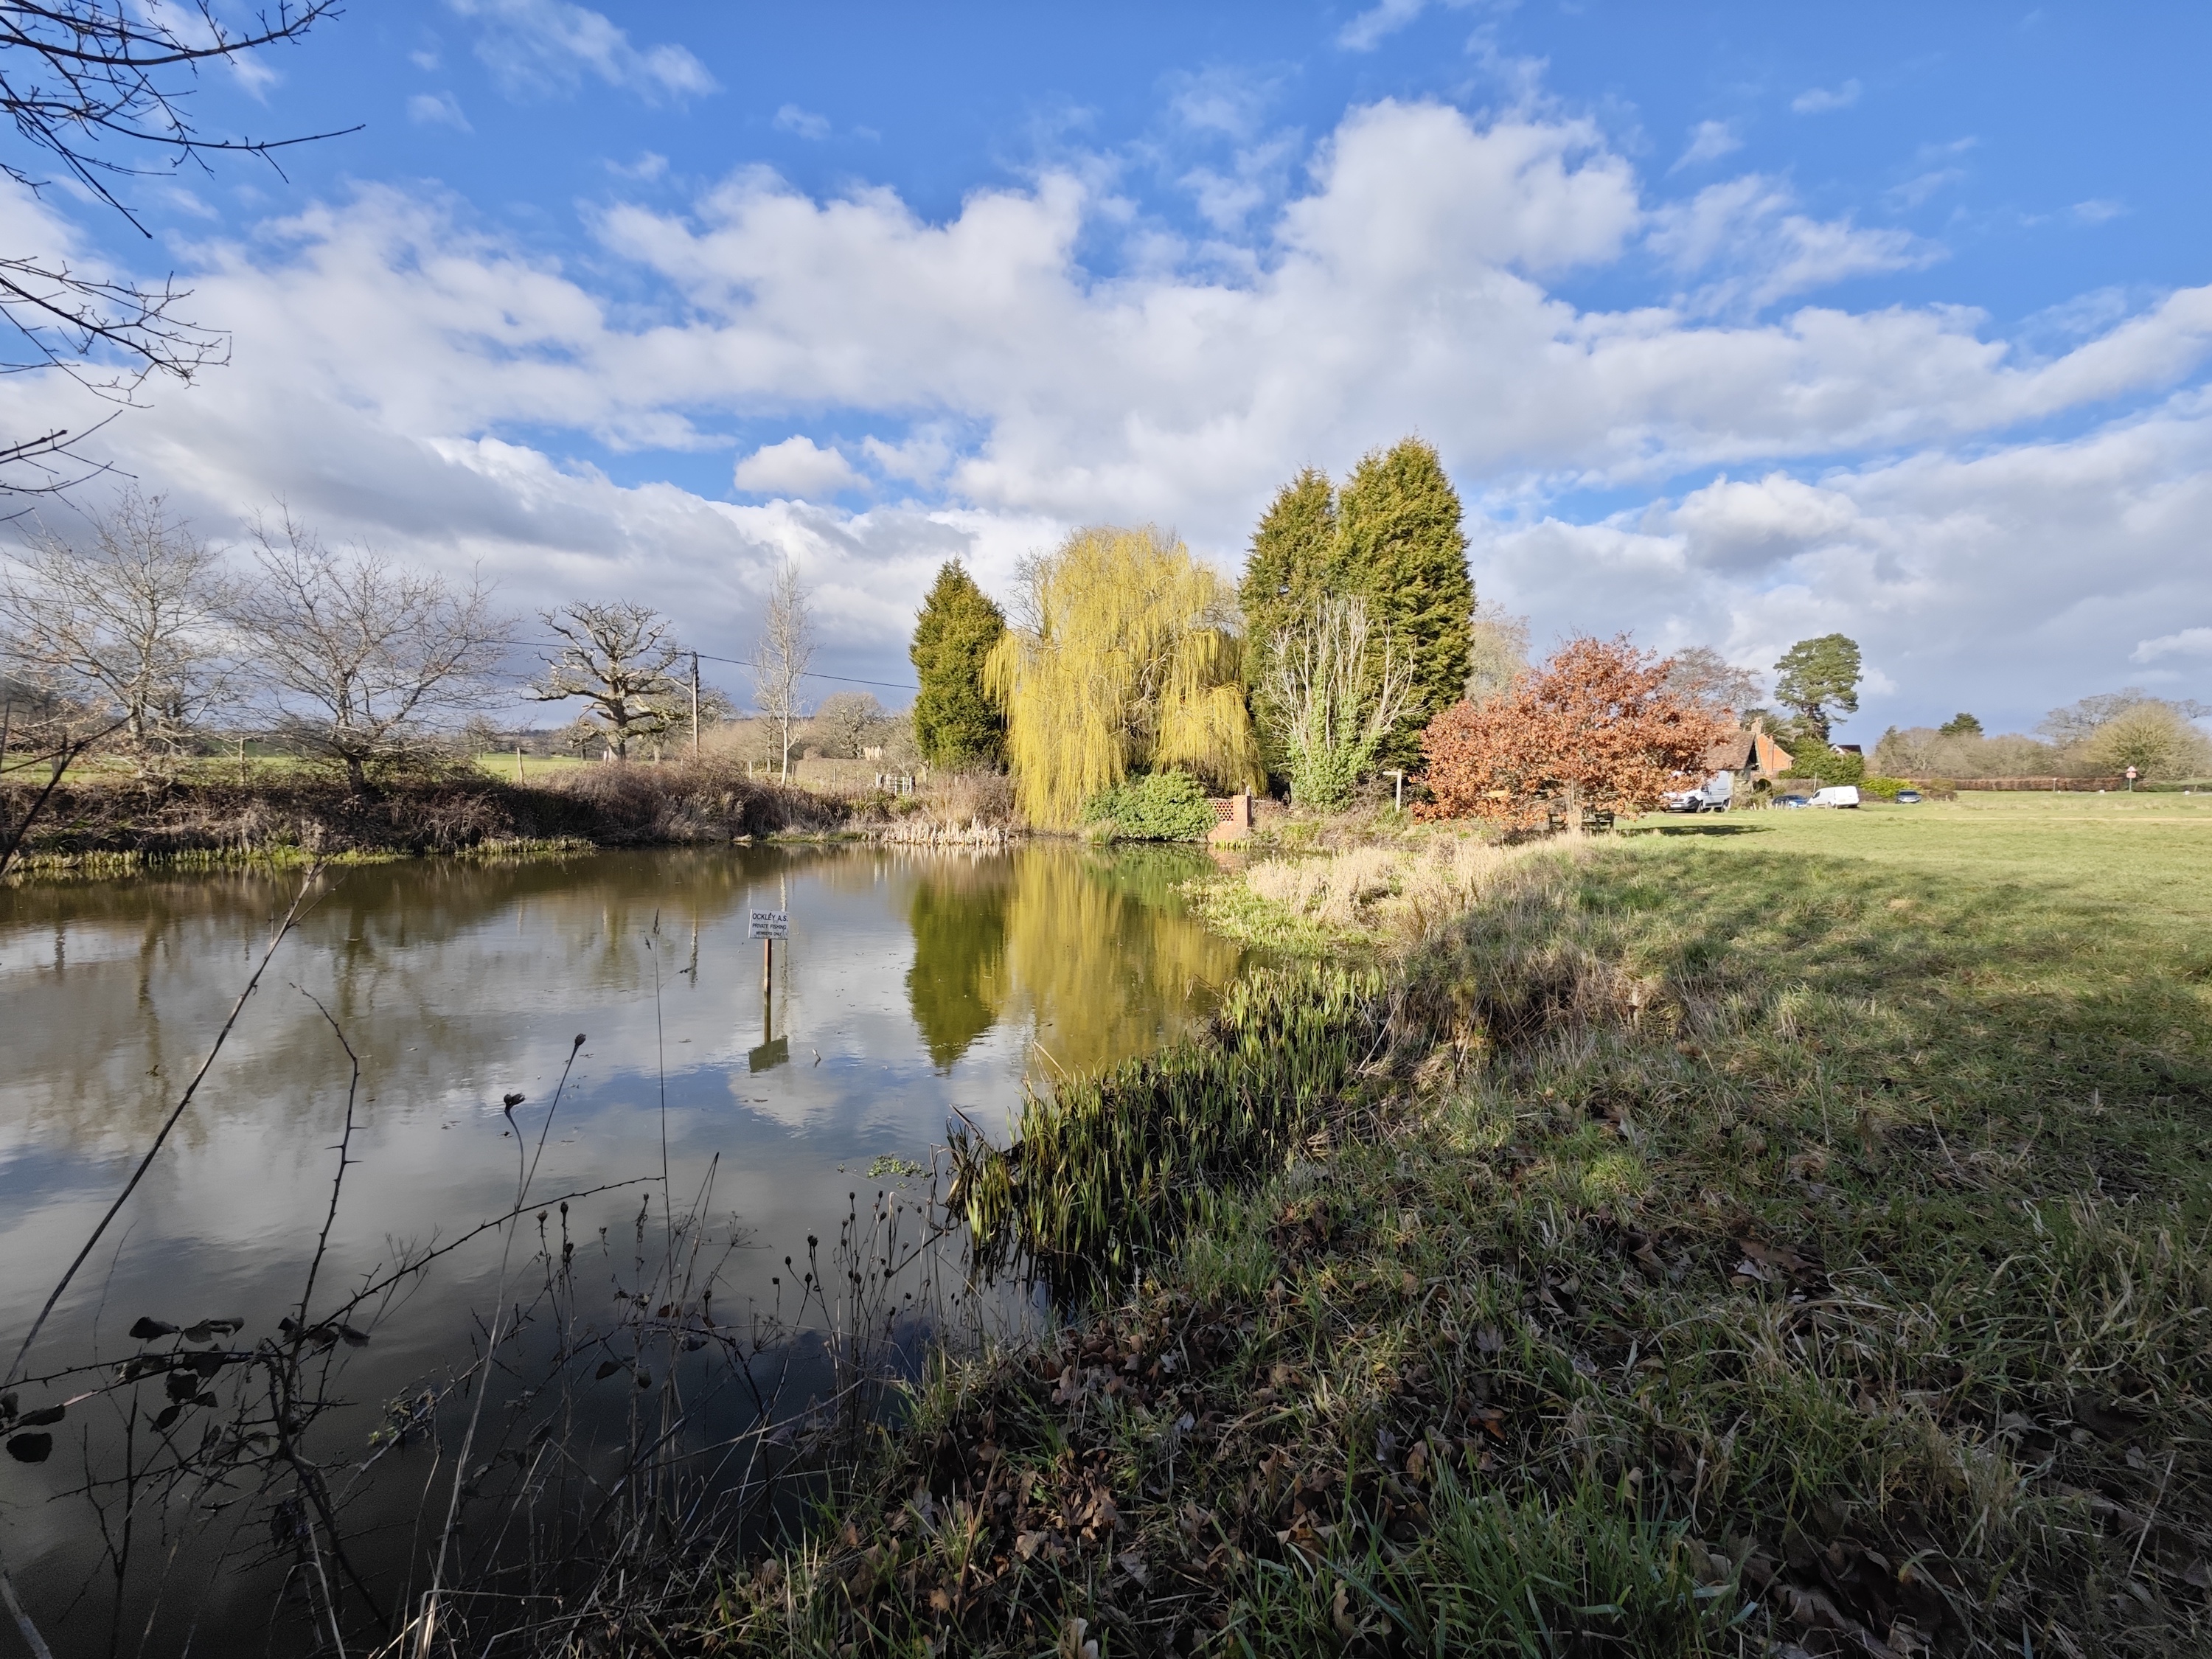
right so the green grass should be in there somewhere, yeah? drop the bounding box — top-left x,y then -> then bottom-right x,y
664,796 -> 2212,1657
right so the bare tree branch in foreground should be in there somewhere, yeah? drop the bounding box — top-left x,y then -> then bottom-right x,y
0,2 -> 354,493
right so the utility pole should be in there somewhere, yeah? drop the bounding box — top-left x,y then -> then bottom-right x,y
691,652 -> 700,758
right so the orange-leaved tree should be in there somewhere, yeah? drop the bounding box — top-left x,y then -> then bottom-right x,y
1417,635 -> 1731,825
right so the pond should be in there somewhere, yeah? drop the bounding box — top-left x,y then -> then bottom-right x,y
0,842 -> 1251,1655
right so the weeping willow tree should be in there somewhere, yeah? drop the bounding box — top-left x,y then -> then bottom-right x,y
986,525 -> 1264,828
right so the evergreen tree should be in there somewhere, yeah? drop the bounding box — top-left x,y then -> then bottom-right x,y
1336,438 -> 1473,764
910,561 -> 1007,768
1238,467 -> 1338,774
1773,633 -> 1863,744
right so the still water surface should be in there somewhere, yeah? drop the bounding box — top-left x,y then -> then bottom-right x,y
0,843 -> 1248,1652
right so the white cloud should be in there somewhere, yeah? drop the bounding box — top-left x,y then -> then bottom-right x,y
2,97 -> 2210,728
1649,173 -> 1935,312
774,104 -> 831,141
862,429 -> 955,486
1338,0 -> 1459,52
1482,401 -> 2212,728
1792,80 -> 1862,114
446,0 -> 716,102
606,152 -> 668,181
734,436 -> 862,497
1166,66 -> 1276,140
2073,199 -> 2126,225
1886,168 -> 1964,210
407,91 -> 472,131
1672,120 -> 1742,172
2133,627 -> 2212,663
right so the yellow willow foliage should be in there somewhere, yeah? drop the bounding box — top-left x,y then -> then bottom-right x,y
984,525 -> 1265,827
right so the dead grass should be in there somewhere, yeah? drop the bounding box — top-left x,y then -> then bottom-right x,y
1204,830 -> 1537,947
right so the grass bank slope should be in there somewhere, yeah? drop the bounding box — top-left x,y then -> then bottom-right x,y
688,797 -> 2211,1658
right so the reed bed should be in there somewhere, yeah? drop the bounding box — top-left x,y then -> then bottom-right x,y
950,965 -> 1391,1296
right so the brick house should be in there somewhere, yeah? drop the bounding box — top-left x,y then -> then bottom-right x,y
1703,720 -> 1794,787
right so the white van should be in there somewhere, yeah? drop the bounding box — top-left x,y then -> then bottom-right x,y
1809,785 -> 1861,809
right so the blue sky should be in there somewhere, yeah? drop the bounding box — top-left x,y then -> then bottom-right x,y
8,0 -> 2211,733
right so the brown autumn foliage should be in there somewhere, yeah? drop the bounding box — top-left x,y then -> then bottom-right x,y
1417,634 -> 1731,825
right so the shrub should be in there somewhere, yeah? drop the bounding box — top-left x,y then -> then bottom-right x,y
1781,744 -> 1865,786
1860,774 -> 1910,799
1082,769 -> 1215,841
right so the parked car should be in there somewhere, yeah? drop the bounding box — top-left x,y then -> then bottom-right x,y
1896,789 -> 1922,804
1663,770 -> 1733,813
1809,785 -> 1861,808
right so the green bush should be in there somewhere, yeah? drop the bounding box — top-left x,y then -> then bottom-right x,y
1080,769 -> 1216,841
1780,744 -> 1865,786
1860,774 -> 1909,800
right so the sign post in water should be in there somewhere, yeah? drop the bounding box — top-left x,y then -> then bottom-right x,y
748,910 -> 790,1071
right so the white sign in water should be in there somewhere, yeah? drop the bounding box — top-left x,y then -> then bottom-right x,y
748,909 -> 789,939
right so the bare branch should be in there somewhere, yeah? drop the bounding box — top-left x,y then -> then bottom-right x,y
529,601 -> 685,762
752,557 -> 814,781
227,507 -> 513,790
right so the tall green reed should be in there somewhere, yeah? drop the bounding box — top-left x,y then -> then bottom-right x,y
950,964 -> 1388,1295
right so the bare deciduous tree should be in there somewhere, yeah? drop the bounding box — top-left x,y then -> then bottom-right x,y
0,2 -> 352,493
753,557 -> 815,779
808,690 -> 882,759
1663,645 -> 1765,725
528,602 -> 684,761
1464,599 -> 1530,706
0,490 -> 233,765
229,510 -> 509,790
1265,595 -> 1414,809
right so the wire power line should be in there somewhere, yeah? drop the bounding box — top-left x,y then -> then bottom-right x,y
486,639 -> 916,694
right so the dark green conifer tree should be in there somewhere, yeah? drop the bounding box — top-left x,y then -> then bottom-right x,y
1335,437 -> 1473,765
910,561 -> 1007,768
1238,468 -> 1339,773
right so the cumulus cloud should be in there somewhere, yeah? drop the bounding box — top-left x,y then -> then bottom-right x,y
1792,80 -> 1862,114
734,436 -> 862,496
1481,403 -> 2212,728
448,0 -> 717,102
2,96 -> 2209,727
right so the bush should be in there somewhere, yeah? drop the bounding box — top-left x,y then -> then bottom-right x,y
1081,769 -> 1216,841
1860,774 -> 1910,799
1781,745 -> 1865,786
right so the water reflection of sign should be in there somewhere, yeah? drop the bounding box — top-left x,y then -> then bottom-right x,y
748,909 -> 788,938
747,1036 -> 789,1073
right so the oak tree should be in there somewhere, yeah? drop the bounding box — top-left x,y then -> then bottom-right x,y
529,602 -> 685,760
1419,636 -> 1730,826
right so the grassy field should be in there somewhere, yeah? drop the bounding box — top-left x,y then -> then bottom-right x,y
691,795 -> 2212,1658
